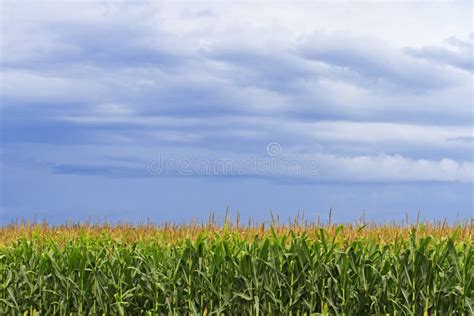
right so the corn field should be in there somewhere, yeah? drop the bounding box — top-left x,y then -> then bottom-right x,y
0,220 -> 472,315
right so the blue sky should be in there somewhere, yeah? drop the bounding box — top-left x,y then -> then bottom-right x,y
1,1 -> 473,225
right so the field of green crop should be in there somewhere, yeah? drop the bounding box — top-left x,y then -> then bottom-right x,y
0,221 -> 472,315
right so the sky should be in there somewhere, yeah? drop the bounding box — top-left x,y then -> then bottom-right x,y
1,0 -> 473,225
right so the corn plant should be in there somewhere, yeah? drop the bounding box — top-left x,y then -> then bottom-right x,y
0,224 -> 472,315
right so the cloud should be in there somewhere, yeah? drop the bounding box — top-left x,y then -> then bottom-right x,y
317,154 -> 473,183
298,32 -> 463,92
405,34 -> 473,72
447,136 -> 474,144
52,164 -> 147,178
1,1 -> 473,223
1,1 -> 473,186
46,152 -> 473,184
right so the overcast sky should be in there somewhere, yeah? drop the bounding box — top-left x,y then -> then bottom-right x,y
1,0 -> 473,224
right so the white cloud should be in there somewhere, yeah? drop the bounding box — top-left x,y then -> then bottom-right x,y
316,154 -> 473,183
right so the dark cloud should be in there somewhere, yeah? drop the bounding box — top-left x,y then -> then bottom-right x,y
52,164 -> 148,178
447,136 -> 474,144
405,34 -> 473,72
298,33 -> 461,92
